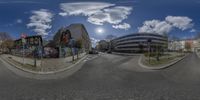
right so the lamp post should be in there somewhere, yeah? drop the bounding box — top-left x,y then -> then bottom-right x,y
147,39 -> 152,64
38,38 -> 43,69
33,47 -> 37,67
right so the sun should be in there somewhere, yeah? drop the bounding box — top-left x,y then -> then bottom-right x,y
95,27 -> 104,35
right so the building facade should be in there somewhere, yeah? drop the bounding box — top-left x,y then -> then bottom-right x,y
193,39 -> 200,52
168,39 -> 200,52
111,33 -> 168,53
168,40 -> 185,51
12,35 -> 43,57
52,24 -> 91,57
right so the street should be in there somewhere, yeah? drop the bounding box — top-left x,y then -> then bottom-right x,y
0,53 -> 200,100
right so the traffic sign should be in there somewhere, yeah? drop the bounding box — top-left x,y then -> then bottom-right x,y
21,33 -> 27,38
22,38 -> 26,44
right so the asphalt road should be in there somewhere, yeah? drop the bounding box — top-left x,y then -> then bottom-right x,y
0,53 -> 200,100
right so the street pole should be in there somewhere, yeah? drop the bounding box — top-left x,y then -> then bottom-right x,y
21,34 -> 27,65
148,44 -> 150,64
34,48 -> 37,67
147,39 -> 151,64
23,43 -> 25,65
22,38 -> 26,65
156,44 -> 159,61
39,38 -> 42,70
70,39 -> 75,61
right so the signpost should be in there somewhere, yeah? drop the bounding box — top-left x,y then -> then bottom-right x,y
21,33 -> 27,65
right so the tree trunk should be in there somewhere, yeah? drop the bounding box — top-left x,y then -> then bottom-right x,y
77,49 -> 79,59
71,48 -> 74,61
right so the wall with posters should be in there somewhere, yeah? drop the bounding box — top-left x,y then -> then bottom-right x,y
13,35 -> 43,57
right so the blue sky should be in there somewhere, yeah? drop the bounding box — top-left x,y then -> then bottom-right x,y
0,0 -> 199,42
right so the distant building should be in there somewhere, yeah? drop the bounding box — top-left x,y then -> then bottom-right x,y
96,40 -> 109,52
168,40 -> 185,51
111,33 -> 168,53
14,35 -> 43,49
169,39 -> 199,52
193,39 -> 200,52
105,35 -> 117,41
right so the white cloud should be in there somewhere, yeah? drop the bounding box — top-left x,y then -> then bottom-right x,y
87,12 -> 109,25
138,20 -> 172,35
190,29 -> 196,32
165,16 -> 193,30
59,2 -> 114,16
59,2 -> 132,30
101,6 -> 132,24
27,9 -> 53,36
0,1 -> 43,4
16,19 -> 22,23
138,16 -> 194,35
112,23 -> 131,30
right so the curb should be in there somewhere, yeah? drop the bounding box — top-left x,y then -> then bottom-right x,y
138,54 -> 189,70
1,55 -> 88,75
196,52 -> 200,59
0,55 -> 90,80
112,52 -> 142,56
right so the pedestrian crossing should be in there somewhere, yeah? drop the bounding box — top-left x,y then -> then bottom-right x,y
83,54 -> 100,62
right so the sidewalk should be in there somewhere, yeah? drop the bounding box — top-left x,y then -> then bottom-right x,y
0,53 -> 87,74
196,52 -> 200,58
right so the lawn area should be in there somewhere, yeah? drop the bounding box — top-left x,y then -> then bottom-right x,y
143,52 -> 185,66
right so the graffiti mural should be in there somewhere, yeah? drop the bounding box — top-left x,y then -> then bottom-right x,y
60,30 -> 72,47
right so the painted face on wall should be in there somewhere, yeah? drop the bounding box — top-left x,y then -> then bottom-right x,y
61,30 -> 71,45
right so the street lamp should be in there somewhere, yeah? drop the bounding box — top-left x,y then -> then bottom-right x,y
147,39 -> 152,64
21,33 -> 27,65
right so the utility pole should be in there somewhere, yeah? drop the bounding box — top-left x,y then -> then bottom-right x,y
22,42 -> 25,65
39,37 -> 42,70
34,47 -> 37,67
147,39 -> 152,64
21,33 -> 27,65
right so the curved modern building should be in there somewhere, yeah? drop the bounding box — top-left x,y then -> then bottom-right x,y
111,33 -> 168,53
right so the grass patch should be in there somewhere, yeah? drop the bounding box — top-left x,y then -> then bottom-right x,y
144,54 -> 184,66
145,57 -> 174,66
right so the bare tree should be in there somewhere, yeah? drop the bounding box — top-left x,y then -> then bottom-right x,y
1,39 -> 14,53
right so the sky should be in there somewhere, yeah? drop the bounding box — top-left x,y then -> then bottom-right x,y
0,0 -> 200,44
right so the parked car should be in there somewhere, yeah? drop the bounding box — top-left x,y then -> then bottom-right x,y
89,50 -> 99,54
107,50 -> 112,54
